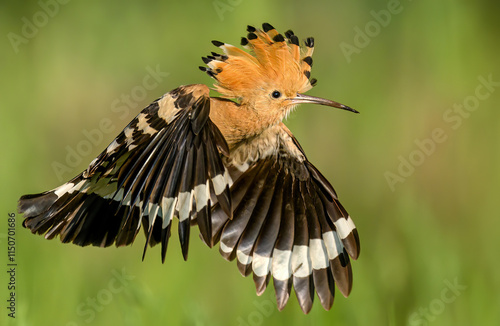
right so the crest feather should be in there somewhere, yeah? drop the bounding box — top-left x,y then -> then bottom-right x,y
200,23 -> 317,100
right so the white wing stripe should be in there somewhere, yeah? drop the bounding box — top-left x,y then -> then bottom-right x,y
220,241 -> 232,254
322,231 -> 342,260
176,191 -> 192,222
272,249 -> 292,281
253,253 -> 271,277
291,245 -> 312,278
309,239 -> 329,270
334,216 -> 356,240
161,197 -> 177,228
54,183 -> 74,198
212,169 -> 232,195
237,250 -> 252,265
193,182 -> 210,212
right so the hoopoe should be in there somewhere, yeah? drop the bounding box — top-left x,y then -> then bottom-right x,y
19,23 -> 360,313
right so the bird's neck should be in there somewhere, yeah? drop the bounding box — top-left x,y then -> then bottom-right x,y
209,97 -> 282,149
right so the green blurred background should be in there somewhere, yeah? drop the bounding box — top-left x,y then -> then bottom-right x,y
1,0 -> 499,325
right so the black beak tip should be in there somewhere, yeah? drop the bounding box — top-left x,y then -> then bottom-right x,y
342,105 -> 360,114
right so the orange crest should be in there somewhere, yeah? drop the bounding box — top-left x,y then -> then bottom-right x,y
200,23 -> 317,101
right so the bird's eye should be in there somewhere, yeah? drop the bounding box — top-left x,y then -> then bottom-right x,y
271,90 -> 281,99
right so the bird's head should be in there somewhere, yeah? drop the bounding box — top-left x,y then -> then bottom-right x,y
200,23 -> 358,124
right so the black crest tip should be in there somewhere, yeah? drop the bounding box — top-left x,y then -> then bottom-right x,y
262,23 -> 275,32
284,30 -> 295,39
290,35 -> 299,46
305,37 -> 315,48
241,37 -> 249,46
273,34 -> 285,42
247,32 -> 257,40
303,56 -> 313,66
247,25 -> 256,33
211,40 -> 224,47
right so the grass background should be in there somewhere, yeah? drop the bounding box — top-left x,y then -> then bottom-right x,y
1,0 -> 499,325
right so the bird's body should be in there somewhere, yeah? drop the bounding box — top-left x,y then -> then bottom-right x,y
19,23 -> 360,313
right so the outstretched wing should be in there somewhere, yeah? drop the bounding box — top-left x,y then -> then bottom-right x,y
211,124 -> 360,313
19,84 -> 232,262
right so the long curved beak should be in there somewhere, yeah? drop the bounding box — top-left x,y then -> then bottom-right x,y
290,93 -> 359,113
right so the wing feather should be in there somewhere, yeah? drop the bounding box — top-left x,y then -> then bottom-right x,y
235,160 -> 279,277
19,84 -> 232,263
219,160 -> 272,261
251,164 -> 285,295
271,172 -> 294,310
213,123 -> 360,313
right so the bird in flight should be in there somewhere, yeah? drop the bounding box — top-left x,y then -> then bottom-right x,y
19,23 -> 360,313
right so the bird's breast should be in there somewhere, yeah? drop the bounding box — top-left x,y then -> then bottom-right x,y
223,123 -> 305,175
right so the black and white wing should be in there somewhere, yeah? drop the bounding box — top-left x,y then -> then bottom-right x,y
211,123 -> 360,313
19,84 -> 232,261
